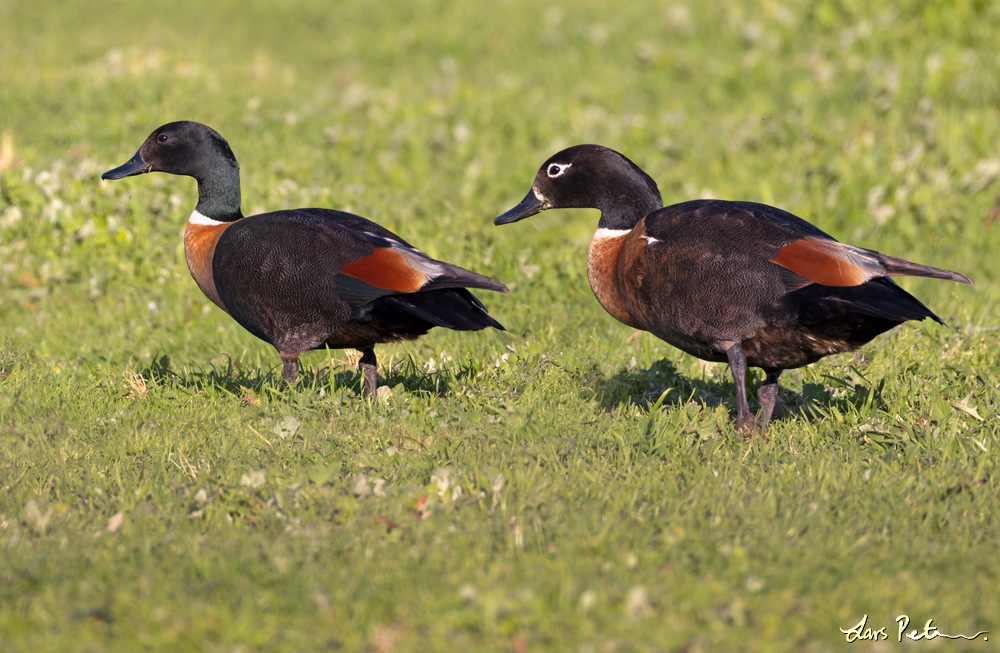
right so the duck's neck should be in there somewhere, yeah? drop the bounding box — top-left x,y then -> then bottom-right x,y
596,196 -> 662,231
594,178 -> 663,232
194,163 -> 244,223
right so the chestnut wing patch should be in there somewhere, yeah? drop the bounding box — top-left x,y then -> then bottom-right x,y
769,238 -> 883,288
335,234 -> 447,304
341,245 -> 437,293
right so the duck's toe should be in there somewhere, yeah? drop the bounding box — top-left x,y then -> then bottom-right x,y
736,412 -> 761,440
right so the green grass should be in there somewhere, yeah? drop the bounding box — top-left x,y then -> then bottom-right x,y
2,0 -> 999,650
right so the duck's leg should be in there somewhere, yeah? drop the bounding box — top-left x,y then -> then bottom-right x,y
358,347 -> 378,399
725,343 -> 756,437
756,370 -> 782,432
761,373 -> 819,424
280,351 -> 300,384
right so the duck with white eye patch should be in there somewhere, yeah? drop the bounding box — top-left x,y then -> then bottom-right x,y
495,144 -> 973,436
102,120 -> 508,398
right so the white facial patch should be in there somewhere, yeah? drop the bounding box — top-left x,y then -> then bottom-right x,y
546,162 -> 572,178
529,186 -> 549,205
642,235 -> 660,244
188,209 -> 225,226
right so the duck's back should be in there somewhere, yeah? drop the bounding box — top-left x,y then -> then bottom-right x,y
615,201 -> 807,353
212,208 -> 502,351
210,210 -> 377,341
614,199 -> 943,367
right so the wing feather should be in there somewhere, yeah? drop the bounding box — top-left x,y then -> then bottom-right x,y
769,238 -> 882,287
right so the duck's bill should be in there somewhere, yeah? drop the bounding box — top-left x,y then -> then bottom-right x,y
101,149 -> 151,180
494,190 -> 546,225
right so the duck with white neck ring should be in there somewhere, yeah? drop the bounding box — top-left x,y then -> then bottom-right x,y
103,120 -> 508,398
495,144 -> 973,436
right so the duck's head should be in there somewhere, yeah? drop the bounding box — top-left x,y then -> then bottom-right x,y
102,121 -> 239,182
494,144 -> 663,229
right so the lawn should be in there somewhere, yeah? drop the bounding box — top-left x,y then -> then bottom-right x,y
1,0 -> 999,650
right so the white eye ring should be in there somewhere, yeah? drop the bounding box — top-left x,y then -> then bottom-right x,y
546,162 -> 572,178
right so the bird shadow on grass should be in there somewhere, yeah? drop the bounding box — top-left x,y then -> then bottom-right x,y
135,352 -> 455,401
592,357 -> 891,427
377,355 -> 456,398
134,353 -> 281,398
593,358 -> 728,413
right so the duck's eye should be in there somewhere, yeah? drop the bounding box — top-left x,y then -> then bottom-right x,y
158,134 -> 169,143
547,163 -> 571,178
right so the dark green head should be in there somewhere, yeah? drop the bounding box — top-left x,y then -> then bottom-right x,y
102,121 -> 243,222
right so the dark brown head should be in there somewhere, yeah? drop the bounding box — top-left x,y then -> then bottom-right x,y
494,144 -> 663,231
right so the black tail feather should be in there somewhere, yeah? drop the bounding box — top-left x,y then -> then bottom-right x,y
786,277 -> 945,348
793,277 -> 942,325
424,263 -> 510,295
384,289 -> 505,332
876,252 -> 974,285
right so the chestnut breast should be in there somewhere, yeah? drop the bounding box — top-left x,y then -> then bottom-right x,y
183,212 -> 231,312
587,227 -> 639,328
